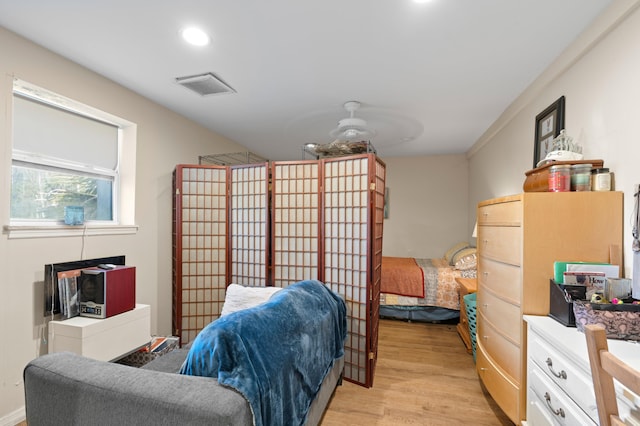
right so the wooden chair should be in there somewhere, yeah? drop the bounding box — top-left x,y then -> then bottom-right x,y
585,324 -> 640,426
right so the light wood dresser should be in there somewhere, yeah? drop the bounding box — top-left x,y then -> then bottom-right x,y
475,192 -> 623,425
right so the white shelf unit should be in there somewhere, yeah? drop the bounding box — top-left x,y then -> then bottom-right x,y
48,304 -> 151,362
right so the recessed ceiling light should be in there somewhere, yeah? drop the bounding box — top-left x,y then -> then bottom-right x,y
413,0 -> 433,3
181,27 -> 210,46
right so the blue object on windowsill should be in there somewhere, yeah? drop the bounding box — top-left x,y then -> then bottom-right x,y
64,206 -> 84,225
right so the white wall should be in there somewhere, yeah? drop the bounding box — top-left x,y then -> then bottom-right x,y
468,1 -> 640,278
381,154 -> 471,258
4,0 -> 639,422
0,27 -> 247,422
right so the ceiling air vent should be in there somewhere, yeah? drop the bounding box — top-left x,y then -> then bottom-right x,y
175,72 -> 236,96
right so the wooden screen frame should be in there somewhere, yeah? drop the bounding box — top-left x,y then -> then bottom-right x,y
270,160 -> 322,288
173,164 -> 230,345
369,155 -> 385,386
228,163 -> 270,286
320,153 -> 384,387
173,154 -> 385,387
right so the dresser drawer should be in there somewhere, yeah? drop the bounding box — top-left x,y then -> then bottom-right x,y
478,225 -> 521,266
528,367 -> 597,426
479,258 -> 521,305
477,288 -> 521,344
478,313 -> 520,381
527,396 -> 562,426
478,200 -> 522,226
477,343 -> 519,423
528,332 -> 599,423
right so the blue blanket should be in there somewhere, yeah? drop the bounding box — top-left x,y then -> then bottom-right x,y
179,280 -> 347,426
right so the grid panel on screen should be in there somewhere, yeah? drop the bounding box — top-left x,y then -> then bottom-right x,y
368,158 -> 386,382
323,156 -> 370,385
230,164 -> 268,285
173,165 -> 228,345
272,162 -> 320,287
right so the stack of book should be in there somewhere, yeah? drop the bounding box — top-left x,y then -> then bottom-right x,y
57,269 -> 81,319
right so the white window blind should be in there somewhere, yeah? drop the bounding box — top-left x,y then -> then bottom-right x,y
13,94 -> 118,171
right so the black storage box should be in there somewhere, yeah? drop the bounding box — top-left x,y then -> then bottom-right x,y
548,279 -> 586,327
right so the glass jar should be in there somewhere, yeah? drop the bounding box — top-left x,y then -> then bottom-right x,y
591,168 -> 611,191
571,163 -> 592,191
548,165 -> 571,192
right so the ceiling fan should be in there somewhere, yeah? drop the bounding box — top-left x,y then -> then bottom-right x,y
329,101 -> 376,142
303,101 -> 377,158
292,100 -> 423,158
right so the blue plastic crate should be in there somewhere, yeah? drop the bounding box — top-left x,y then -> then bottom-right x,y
463,292 -> 477,362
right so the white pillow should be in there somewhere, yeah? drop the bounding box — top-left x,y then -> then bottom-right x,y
220,284 -> 282,316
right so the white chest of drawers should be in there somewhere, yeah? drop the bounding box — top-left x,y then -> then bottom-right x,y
524,315 -> 640,425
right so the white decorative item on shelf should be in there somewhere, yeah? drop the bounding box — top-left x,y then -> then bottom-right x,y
536,129 -> 583,167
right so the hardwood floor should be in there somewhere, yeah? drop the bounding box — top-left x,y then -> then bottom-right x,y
16,319 -> 513,426
321,319 -> 514,426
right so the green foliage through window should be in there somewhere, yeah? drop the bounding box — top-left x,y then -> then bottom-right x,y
11,163 -> 113,221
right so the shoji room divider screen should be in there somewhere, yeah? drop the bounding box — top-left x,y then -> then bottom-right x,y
173,153 -> 385,387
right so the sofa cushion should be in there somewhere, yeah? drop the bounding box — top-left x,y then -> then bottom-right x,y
140,348 -> 190,373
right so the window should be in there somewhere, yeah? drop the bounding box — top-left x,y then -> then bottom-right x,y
9,79 -> 136,232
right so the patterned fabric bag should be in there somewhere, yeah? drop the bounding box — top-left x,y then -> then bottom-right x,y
573,300 -> 640,341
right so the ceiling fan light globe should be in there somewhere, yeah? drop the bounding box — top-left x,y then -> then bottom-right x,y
332,128 -> 376,141
344,129 -> 358,138
338,117 -> 367,129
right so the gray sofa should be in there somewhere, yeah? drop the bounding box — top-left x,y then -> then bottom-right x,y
24,280 -> 347,426
23,346 -> 344,426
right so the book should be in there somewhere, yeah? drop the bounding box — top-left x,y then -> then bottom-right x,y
554,261 -> 619,283
563,271 -> 606,286
57,269 -> 81,319
563,271 -> 606,301
565,263 -> 619,278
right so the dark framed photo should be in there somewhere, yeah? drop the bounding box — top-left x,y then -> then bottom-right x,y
533,96 -> 565,168
384,187 -> 390,219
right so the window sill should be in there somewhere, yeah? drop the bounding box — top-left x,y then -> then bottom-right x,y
3,224 -> 138,239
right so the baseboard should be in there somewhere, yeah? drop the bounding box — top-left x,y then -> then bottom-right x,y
0,406 -> 25,426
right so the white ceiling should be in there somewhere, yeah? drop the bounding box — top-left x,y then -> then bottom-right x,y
0,0 -> 612,161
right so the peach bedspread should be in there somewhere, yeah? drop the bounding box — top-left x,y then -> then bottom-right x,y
381,257 -> 471,311
381,257 -> 425,298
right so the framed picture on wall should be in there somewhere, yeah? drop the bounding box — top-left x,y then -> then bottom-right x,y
533,96 -> 565,168
384,187 -> 390,219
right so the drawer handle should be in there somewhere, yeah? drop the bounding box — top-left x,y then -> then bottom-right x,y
546,358 -> 567,380
544,392 -> 566,418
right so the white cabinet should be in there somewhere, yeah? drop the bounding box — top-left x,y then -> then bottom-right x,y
524,315 -> 640,425
48,304 -> 150,362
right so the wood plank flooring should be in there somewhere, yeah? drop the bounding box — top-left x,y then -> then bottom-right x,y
17,319 -> 514,426
321,319 -> 515,426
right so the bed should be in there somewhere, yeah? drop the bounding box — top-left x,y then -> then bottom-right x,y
380,242 -> 477,322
